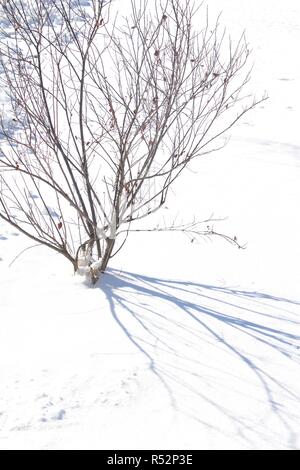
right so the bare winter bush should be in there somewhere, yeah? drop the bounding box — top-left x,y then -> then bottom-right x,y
0,0 -> 265,283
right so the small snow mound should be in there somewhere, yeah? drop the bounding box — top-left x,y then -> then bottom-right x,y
51,409 -> 66,421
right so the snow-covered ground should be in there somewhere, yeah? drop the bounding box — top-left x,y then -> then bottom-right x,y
0,0 -> 300,450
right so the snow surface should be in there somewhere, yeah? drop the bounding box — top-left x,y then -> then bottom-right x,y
0,0 -> 300,450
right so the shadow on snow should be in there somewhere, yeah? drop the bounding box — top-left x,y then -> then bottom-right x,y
99,268 -> 300,449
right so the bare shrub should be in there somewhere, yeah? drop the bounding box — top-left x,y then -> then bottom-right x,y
0,0 -> 265,282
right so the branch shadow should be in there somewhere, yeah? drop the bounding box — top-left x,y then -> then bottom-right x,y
99,268 -> 300,449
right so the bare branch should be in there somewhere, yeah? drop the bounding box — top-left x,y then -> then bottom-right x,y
0,0 -> 264,283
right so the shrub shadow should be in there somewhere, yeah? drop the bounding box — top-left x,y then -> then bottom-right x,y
99,268 -> 300,449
